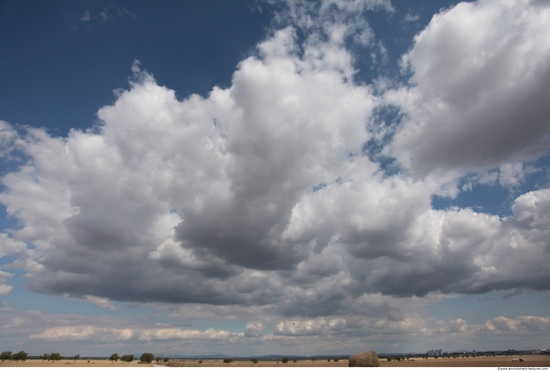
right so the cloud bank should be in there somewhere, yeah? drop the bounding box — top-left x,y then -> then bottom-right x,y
1,0 -> 549,350
2,303 -> 549,355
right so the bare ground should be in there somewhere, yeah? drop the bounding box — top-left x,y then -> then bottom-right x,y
1,355 -> 549,367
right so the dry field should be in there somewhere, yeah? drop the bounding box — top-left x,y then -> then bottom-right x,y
0,359 -> 152,367
168,356 -> 550,367
1,355 -> 549,367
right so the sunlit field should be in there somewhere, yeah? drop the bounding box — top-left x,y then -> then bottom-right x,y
1,355 -> 549,367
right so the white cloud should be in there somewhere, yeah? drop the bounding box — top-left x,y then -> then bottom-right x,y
31,326 -> 99,341
272,318 -> 334,337
1,298 -> 549,356
29,325 -> 239,342
1,0 -> 550,312
80,11 -> 91,22
0,284 -> 12,295
79,5 -> 135,25
244,323 -> 264,338
83,296 -> 117,311
0,233 -> 27,257
437,318 -> 468,334
499,162 -> 525,188
386,0 -> 550,179
137,328 -> 238,342
404,12 -> 419,22
0,233 -> 27,295
0,120 -> 23,158
483,315 -> 550,332
0,0 -> 550,355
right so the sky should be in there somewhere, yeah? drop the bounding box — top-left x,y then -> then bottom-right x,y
1,0 -> 550,358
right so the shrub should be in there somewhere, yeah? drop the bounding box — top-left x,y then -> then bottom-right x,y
49,353 -> 62,362
12,351 -> 28,362
349,350 -> 380,367
282,357 -> 289,364
140,353 -> 154,364
109,353 -> 119,362
120,354 -> 134,363
0,352 -> 12,362
223,358 -> 233,363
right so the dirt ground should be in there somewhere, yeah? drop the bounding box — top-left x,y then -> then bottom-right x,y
0,359 -> 152,367
1,355 -> 549,367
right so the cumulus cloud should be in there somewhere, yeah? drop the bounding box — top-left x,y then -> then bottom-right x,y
244,323 -> 264,338
275,318 -> 346,336
385,0 -> 550,178
437,318 -> 468,334
0,284 -> 12,295
0,120 -> 23,158
0,233 -> 27,295
499,163 -> 525,188
483,316 -> 550,332
0,0 -> 549,336
30,325 -> 239,342
3,300 -> 549,355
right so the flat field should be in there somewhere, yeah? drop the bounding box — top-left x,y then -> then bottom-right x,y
0,360 -> 151,367
1,355 -> 549,367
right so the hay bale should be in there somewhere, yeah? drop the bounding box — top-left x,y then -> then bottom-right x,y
348,350 -> 380,367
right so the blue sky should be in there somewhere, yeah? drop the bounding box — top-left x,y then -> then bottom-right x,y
1,0 -> 550,357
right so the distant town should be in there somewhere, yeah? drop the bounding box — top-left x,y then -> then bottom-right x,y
423,348 -> 549,359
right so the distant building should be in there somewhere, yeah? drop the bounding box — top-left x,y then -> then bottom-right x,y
427,349 -> 444,357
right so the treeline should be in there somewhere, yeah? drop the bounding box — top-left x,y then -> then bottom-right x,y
1,351 -> 28,362
108,352 -> 159,363
0,351 -> 81,363
0,350 -> 158,364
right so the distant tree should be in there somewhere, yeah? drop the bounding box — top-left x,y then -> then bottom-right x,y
140,353 -> 154,364
41,353 -> 49,362
251,358 -> 258,364
120,354 -> 134,363
223,358 -> 233,363
282,357 -> 289,364
74,354 -> 80,363
49,353 -> 62,362
334,357 -> 339,362
163,358 -> 169,363
109,353 -> 119,363
0,351 -> 12,362
12,351 -> 28,362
